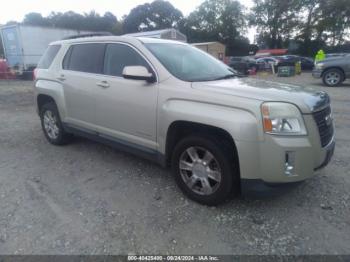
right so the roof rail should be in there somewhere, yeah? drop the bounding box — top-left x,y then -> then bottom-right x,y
62,32 -> 113,40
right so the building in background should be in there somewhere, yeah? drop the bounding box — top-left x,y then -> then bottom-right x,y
192,42 -> 226,61
124,28 -> 187,42
255,49 -> 288,57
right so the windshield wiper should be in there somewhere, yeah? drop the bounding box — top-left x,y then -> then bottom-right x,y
212,74 -> 237,81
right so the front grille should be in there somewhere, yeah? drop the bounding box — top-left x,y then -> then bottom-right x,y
312,106 -> 334,147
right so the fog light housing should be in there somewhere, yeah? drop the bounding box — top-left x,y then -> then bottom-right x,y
285,151 -> 297,177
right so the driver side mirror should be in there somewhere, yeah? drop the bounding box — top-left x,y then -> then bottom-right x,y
122,66 -> 156,83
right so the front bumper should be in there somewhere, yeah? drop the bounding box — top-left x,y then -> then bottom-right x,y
314,138 -> 335,170
312,69 -> 322,78
240,138 -> 335,197
235,114 -> 335,194
241,179 -> 303,197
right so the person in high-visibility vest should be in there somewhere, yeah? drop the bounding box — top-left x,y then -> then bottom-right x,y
315,49 -> 326,62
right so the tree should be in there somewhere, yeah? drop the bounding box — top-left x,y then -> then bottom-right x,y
102,12 -> 120,33
294,0 -> 350,55
47,11 -> 84,30
180,0 -> 248,55
294,0 -> 322,55
250,0 -> 302,49
81,11 -> 118,32
316,0 -> 350,46
23,12 -> 50,26
5,21 -> 18,26
251,0 -> 350,54
123,0 -> 183,33
21,11 -> 121,34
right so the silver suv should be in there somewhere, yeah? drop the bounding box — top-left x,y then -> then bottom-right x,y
34,36 -> 335,205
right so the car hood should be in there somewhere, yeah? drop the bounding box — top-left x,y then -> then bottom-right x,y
322,56 -> 347,63
191,77 -> 330,113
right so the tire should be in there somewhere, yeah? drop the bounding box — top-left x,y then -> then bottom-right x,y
40,102 -> 71,145
171,135 -> 239,206
322,68 -> 344,87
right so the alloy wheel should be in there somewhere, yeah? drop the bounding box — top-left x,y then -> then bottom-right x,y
43,110 -> 60,139
179,146 -> 222,195
325,71 -> 341,86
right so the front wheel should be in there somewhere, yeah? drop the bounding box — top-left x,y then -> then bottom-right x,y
322,69 -> 344,87
171,135 -> 239,206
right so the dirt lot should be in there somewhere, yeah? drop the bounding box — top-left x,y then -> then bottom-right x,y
0,73 -> 349,255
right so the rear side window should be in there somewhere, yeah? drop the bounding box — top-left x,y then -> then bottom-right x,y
37,45 -> 61,69
63,43 -> 105,74
103,44 -> 150,77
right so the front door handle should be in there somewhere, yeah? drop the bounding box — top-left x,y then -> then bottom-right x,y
57,74 -> 66,81
96,81 -> 110,88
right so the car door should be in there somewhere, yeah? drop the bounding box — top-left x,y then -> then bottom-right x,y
95,43 -> 158,150
60,43 -> 106,131
345,58 -> 350,76
261,58 -> 271,69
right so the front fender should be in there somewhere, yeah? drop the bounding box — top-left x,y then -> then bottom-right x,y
158,99 -> 262,154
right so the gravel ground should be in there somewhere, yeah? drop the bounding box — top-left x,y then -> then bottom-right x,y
0,74 -> 349,255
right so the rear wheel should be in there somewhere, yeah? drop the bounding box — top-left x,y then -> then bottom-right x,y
322,68 -> 344,87
171,135 -> 239,206
40,102 -> 71,145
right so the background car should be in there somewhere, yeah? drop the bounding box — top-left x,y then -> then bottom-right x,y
277,55 -> 301,65
313,54 -> 350,86
228,56 -> 257,74
300,57 -> 314,70
255,56 -> 282,70
256,55 -> 314,71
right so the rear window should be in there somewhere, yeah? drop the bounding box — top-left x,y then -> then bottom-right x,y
63,43 -> 105,74
231,58 -> 242,62
37,45 -> 61,69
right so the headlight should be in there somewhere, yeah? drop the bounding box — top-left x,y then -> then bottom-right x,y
261,102 -> 307,135
315,63 -> 324,69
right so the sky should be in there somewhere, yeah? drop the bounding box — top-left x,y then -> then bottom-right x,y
0,0 -> 256,42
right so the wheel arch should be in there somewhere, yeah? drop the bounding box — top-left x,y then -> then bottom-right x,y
322,66 -> 346,80
37,94 -> 57,114
165,120 -> 240,173
35,79 -> 66,119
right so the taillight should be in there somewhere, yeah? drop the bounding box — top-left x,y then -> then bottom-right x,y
33,68 -> 37,81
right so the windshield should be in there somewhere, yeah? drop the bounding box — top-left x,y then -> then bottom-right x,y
145,43 -> 236,82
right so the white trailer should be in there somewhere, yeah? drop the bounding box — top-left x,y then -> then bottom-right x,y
0,24 -> 95,76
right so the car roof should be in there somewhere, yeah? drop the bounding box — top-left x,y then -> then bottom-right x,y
50,35 -> 187,46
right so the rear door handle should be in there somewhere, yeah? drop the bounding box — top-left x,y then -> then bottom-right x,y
96,81 -> 110,88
